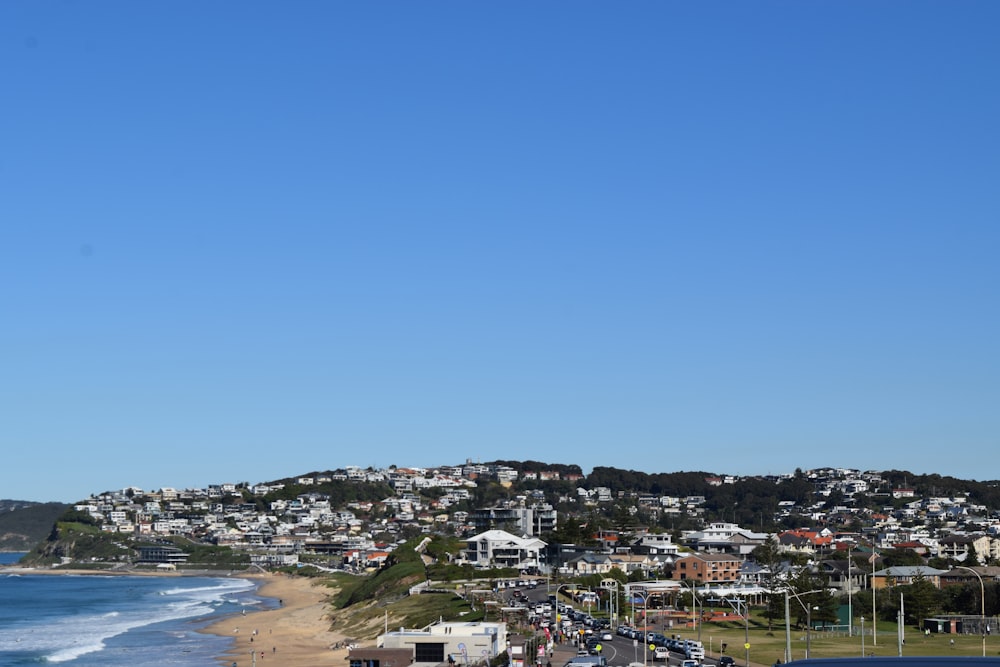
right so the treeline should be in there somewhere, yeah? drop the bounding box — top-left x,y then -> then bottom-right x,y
257,477 -> 394,508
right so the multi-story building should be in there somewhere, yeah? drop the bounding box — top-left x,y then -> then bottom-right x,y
671,552 -> 742,584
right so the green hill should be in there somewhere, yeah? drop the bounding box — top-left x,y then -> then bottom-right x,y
0,501 -> 70,553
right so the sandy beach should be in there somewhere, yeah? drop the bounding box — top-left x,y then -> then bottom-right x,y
203,573 -> 352,667
0,565 -> 357,666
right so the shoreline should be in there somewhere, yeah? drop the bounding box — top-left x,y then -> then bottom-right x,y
201,572 -> 353,667
1,565 -> 355,667
0,564 -> 242,577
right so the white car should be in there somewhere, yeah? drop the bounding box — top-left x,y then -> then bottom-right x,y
680,660 -> 700,667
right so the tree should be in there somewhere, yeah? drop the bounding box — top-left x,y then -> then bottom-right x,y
881,548 -> 924,568
901,575 -> 942,626
751,536 -> 785,631
787,568 -> 830,629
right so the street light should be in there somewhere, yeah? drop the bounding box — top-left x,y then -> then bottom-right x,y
681,579 -> 702,642
723,597 -> 750,667
551,583 -> 574,651
627,587 -> 650,667
871,549 -> 879,647
847,549 -> 853,637
784,589 -> 824,662
601,579 -> 620,629
953,565 -> 987,657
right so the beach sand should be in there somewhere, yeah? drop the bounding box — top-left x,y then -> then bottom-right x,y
204,573 -> 352,667
0,565 -> 356,667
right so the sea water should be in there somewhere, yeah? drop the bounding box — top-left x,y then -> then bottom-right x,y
0,553 -> 270,666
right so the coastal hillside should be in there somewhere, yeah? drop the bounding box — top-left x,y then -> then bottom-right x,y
0,501 -> 70,552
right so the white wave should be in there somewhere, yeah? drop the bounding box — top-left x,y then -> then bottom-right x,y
161,579 -> 255,598
0,576 -> 258,663
0,585 -> 239,662
46,637 -> 107,663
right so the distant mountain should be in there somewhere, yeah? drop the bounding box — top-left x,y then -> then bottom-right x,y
0,500 -> 71,553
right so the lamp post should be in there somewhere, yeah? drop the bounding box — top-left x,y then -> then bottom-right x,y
682,579 -> 702,643
723,597 -> 750,667
807,604 -> 818,658
551,583 -> 573,650
860,617 -> 865,657
627,588 -> 650,667
872,550 -> 878,647
847,550 -> 853,637
784,589 -> 824,662
953,565 -> 986,657
601,579 -> 620,629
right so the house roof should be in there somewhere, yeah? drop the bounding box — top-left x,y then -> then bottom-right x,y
568,552 -> 613,564
679,552 -> 742,563
875,566 -> 948,577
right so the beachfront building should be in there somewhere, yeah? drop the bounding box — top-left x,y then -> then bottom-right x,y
377,621 -> 507,666
136,545 -> 189,565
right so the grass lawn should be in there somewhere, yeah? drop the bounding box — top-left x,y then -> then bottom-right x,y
645,614 -> 997,666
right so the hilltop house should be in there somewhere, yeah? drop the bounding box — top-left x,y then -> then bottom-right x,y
462,529 -> 546,571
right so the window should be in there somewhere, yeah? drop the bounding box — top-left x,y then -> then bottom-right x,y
415,643 -> 445,663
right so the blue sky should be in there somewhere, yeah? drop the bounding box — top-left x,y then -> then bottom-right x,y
2,2 -> 998,503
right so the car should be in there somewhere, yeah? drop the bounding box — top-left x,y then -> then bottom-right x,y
718,657 -> 735,667
681,660 -> 700,667
685,647 -> 705,661
600,632 -> 613,641
652,647 -> 670,662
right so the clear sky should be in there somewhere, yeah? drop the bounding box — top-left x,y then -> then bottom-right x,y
2,2 -> 998,503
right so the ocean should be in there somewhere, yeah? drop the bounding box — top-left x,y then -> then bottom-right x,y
0,553 -> 272,666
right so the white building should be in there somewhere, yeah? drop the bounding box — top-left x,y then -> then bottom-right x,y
463,529 -> 546,571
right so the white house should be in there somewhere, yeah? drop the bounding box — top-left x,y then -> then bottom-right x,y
463,529 -> 546,571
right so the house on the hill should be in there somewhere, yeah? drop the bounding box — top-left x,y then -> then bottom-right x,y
462,529 -> 546,571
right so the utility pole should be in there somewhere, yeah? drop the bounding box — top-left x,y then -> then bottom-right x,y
872,551 -> 878,647
723,598 -> 750,667
847,549 -> 853,637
